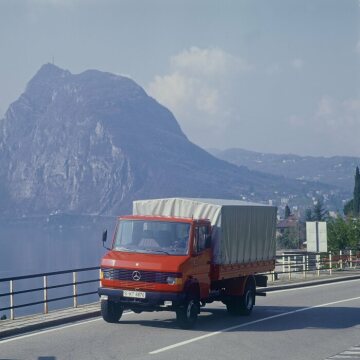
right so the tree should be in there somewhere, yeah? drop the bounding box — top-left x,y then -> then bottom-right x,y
284,205 -> 291,219
312,198 -> 328,221
354,166 -> 360,216
327,217 -> 350,251
327,217 -> 360,251
347,217 -> 360,249
344,199 -> 354,216
277,227 -> 299,249
343,166 -> 360,216
305,208 -> 313,221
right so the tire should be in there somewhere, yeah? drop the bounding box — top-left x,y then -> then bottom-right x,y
176,299 -> 200,329
101,299 -> 123,323
238,283 -> 255,315
226,281 -> 255,316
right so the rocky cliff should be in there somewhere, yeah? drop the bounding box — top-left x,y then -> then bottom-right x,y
0,64 -> 338,216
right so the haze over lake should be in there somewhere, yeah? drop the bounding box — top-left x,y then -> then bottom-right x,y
0,215 -> 114,278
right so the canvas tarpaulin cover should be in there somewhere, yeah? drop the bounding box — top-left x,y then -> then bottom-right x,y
133,198 -> 277,265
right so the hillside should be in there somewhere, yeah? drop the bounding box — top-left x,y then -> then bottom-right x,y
210,148 -> 360,191
0,64 -> 344,216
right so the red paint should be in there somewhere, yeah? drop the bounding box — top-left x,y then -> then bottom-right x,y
100,215 -> 275,300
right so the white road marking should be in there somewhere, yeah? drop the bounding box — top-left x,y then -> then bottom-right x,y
1,279 -> 359,347
149,295 -> 360,355
0,318 -> 101,344
0,311 -> 133,344
325,345 -> 360,359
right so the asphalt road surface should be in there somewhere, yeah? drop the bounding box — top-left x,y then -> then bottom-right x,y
1,279 -> 359,360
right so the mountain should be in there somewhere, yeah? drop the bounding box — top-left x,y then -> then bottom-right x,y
0,64 -> 345,216
210,148 -> 360,192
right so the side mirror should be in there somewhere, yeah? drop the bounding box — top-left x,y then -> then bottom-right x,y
102,229 -> 108,248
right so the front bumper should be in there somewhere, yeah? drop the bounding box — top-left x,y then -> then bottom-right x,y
98,287 -> 186,307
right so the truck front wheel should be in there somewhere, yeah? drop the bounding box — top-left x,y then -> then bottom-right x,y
176,299 -> 200,329
101,299 -> 123,323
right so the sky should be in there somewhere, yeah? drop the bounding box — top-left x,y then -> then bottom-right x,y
1,0 -> 359,157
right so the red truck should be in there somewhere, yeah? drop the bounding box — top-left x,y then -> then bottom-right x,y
98,198 -> 277,328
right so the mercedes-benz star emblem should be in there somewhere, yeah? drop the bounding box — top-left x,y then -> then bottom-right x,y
132,271 -> 141,281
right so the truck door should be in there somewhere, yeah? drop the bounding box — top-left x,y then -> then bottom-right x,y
192,224 -> 212,299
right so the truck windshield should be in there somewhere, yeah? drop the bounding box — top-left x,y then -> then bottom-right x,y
113,220 -> 190,255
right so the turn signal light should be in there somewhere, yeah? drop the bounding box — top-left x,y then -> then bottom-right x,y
166,277 -> 182,285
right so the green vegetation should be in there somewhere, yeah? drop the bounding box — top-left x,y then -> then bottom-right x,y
284,205 -> 291,219
354,166 -> 360,215
313,199 -> 328,221
277,227 -> 299,250
344,166 -> 360,216
327,217 -> 360,251
305,198 -> 328,221
305,208 -> 313,221
329,166 -> 360,251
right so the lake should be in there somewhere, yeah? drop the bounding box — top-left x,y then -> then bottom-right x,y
0,214 -> 116,318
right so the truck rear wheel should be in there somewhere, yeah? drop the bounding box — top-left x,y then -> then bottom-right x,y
176,299 -> 200,329
226,281 -> 255,316
101,299 -> 123,323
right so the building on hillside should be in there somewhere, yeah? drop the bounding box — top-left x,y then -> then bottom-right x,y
276,214 -> 306,249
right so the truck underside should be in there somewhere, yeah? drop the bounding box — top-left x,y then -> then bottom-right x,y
98,272 -> 269,329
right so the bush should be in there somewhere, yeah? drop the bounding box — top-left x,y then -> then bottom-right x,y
327,217 -> 360,251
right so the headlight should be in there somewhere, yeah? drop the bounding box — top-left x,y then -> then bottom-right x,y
166,276 -> 182,285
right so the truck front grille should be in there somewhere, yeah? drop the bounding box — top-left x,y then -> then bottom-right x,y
102,268 -> 181,284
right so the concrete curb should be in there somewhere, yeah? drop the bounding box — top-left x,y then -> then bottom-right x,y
262,273 -> 360,293
0,309 -> 100,340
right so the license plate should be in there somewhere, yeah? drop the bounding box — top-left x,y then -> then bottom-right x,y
123,290 -> 146,299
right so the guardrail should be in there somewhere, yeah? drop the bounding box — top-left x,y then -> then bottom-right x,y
0,267 -> 100,320
269,250 -> 360,281
0,250 -> 359,320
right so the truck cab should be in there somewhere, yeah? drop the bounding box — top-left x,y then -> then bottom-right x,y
99,215 -> 213,328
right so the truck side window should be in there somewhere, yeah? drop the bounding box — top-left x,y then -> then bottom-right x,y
194,225 -> 209,253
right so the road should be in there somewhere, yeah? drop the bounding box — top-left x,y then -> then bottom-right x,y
1,279 -> 360,360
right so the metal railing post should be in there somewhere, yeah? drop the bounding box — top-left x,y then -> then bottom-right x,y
302,255 -> 306,279
43,276 -> 48,314
349,250 -> 353,268
306,254 -> 309,273
288,256 -> 291,280
73,272 -> 78,308
316,254 -> 320,277
282,253 -> 285,276
329,251 -> 332,275
10,280 -> 14,320
339,250 -> 343,270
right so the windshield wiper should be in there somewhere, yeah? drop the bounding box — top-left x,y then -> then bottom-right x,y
143,249 -> 170,255
115,247 -> 137,252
